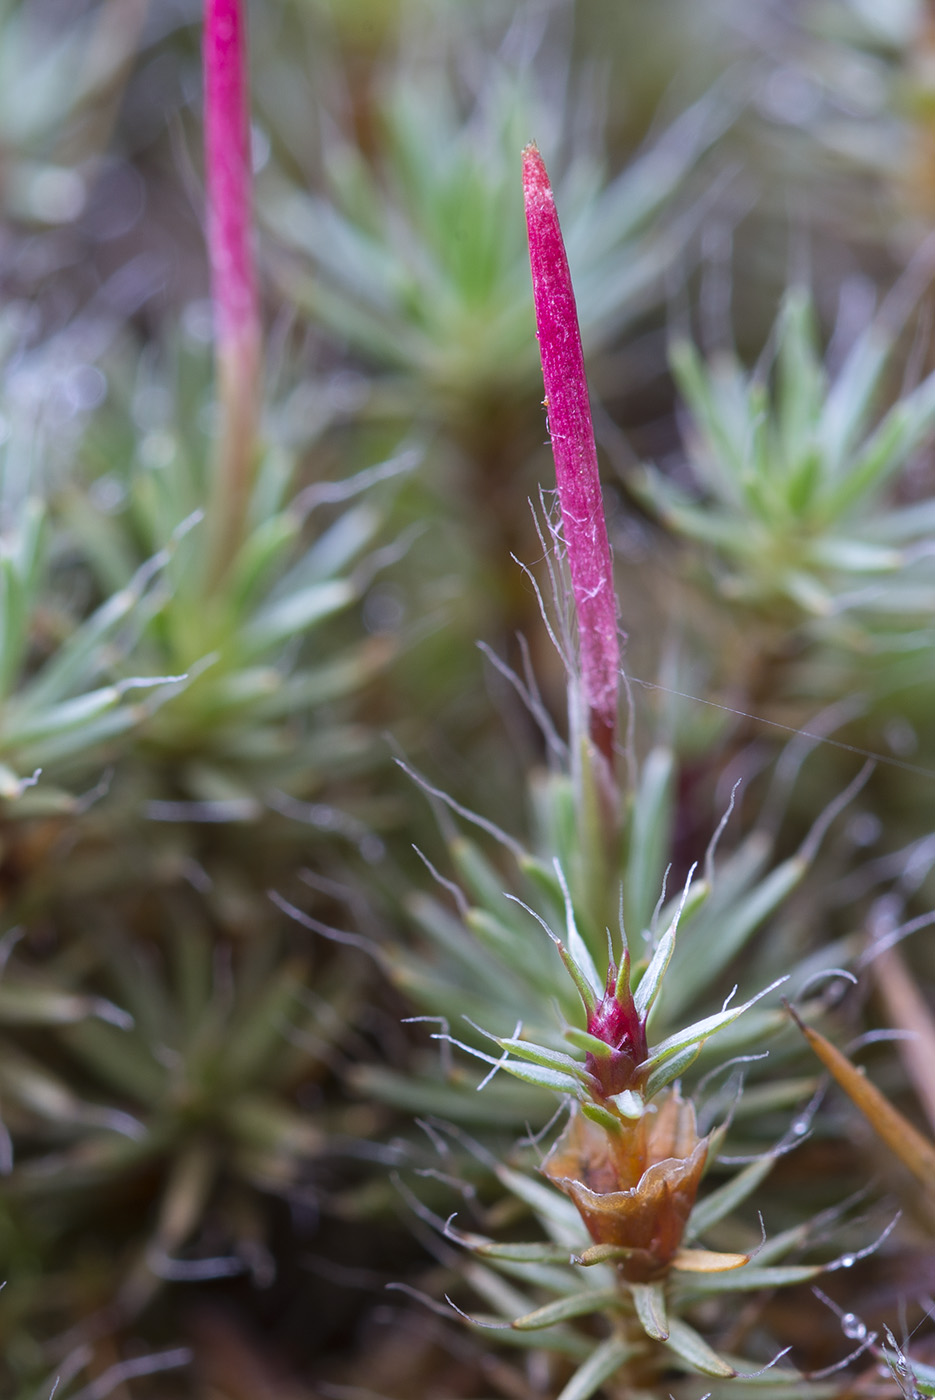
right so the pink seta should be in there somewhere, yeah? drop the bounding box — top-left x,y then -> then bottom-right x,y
523,144 -> 619,762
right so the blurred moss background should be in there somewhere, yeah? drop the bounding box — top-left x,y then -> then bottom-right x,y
0,0 -> 934,1397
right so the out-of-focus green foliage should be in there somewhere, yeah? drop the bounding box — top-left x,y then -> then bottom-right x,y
263,59 -> 729,428
69,336 -> 406,817
0,0 -> 145,226
634,286 -> 935,714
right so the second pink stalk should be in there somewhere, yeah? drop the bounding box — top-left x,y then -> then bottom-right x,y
204,0 -> 261,580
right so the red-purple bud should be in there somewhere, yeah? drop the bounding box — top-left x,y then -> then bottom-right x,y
523,144 -> 620,765
585,960 -> 648,1099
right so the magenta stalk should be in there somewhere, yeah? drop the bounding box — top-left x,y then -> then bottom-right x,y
204,0 -> 261,583
523,143 -> 620,766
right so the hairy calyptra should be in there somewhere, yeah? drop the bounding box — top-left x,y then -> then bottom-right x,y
523,144 -> 620,766
203,0 -> 261,576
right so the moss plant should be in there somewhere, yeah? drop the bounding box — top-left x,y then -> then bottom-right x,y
289,146 -> 915,1400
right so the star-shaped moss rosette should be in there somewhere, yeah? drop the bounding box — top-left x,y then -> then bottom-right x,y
260,56 -> 731,427
632,281 -> 935,708
59,0 -> 409,834
431,851 -> 787,1121
0,905 -> 365,1391
429,1086 -> 874,1388
0,351 -> 190,816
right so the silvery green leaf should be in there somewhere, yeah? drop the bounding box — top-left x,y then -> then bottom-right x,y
654,876 -> 710,940
554,859 -> 602,999
496,1167 -> 584,1246
408,894 -> 517,995
633,471 -> 744,547
824,368 -> 935,516
806,538 -> 901,573
17,705 -> 140,768
625,746 -> 674,938
351,1065 -> 548,1126
0,986 -> 131,1028
464,1258 -> 541,1323
642,975 -> 788,1074
580,1100 -> 625,1133
494,1036 -> 590,1083
511,1289 -> 621,1331
5,686 -> 121,744
665,1317 -> 736,1377
776,289 -> 824,472
497,1059 -> 585,1094
26,554 -> 162,709
687,1154 -> 777,1239
555,1336 -> 639,1400
474,1240 -> 575,1265
641,1040 -> 702,1098
610,1089 -> 643,1118
439,1033 -> 583,1094
468,909 -> 564,996
819,325 -> 890,475
229,512 -> 300,609
669,339 -> 746,498
634,862 -> 697,1020
678,1263 -> 822,1295
668,852 -> 802,1012
631,1280 -> 668,1340
782,569 -> 834,616
564,1027 -> 614,1057
451,837 -> 512,916
241,578 -> 354,653
291,501 -> 381,582
491,1257 -> 590,1296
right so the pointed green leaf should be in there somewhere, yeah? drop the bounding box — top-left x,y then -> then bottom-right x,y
641,1040 -> 702,1099
634,866 -> 697,1021
495,1036 -> 591,1083
242,578 -> 354,653
573,1243 -> 634,1266
631,1281 -> 668,1340
555,1336 -> 639,1400
496,1167 -> 585,1246
687,1153 -> 777,1239
665,1317 -> 736,1377
669,856 -> 803,1010
565,1027 -> 614,1058
441,1034 -> 584,1095
512,1288 -> 620,1331
451,837 -> 512,915
678,1263 -> 823,1294
580,1100 -> 625,1133
643,975 -> 787,1074
625,746 -> 674,937
475,1240 -> 575,1265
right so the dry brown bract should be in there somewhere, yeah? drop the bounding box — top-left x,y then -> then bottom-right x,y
543,1090 -> 708,1283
